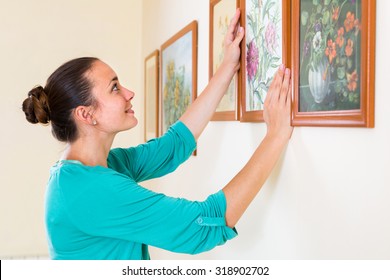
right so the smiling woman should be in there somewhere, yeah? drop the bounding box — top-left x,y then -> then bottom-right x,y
20,9 -> 293,260
23,58 -> 138,167
21,56 -> 240,259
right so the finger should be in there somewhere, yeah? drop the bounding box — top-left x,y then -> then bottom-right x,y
232,26 -> 245,47
286,82 -> 293,133
286,78 -> 292,110
270,64 -> 286,93
265,64 -> 285,106
280,68 -> 291,104
225,9 -> 241,45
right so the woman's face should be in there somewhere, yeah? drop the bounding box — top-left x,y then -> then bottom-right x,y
88,60 -> 138,134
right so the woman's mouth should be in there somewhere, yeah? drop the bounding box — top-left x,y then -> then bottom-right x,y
125,108 -> 134,114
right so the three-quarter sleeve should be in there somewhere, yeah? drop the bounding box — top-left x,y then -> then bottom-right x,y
61,169 -> 237,255
107,121 -> 196,182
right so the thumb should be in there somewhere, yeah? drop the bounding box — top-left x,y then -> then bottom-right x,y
233,26 -> 245,47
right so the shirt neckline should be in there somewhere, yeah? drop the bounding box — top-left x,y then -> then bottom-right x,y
57,159 -> 111,170
58,159 -> 84,165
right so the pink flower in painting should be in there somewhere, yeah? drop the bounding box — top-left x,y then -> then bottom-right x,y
246,40 -> 259,80
265,21 -> 278,54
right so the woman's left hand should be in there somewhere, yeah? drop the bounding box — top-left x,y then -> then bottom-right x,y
221,8 -> 244,74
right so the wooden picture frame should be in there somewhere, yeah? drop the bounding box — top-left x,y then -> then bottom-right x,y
239,0 -> 291,122
210,0 -> 239,121
291,0 -> 376,127
160,21 -> 198,135
144,50 -> 159,142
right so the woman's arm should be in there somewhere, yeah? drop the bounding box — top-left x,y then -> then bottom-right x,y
223,65 -> 293,228
179,9 -> 244,140
108,122 -> 196,182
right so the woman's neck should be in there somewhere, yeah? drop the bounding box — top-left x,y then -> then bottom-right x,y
62,135 -> 115,167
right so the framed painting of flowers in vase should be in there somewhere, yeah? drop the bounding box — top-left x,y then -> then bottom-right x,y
239,0 -> 291,122
291,0 -> 376,127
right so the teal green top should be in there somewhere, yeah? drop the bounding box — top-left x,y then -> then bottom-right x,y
45,121 -> 237,260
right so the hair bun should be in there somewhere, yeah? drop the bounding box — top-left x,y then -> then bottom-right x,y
22,86 -> 51,124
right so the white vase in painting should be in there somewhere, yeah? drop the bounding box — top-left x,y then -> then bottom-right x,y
308,59 -> 330,103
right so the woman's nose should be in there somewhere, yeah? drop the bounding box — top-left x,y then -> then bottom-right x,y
123,87 -> 135,101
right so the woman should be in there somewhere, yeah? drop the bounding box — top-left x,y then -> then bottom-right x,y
22,10 -> 293,259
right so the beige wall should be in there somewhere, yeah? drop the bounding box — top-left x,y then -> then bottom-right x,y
0,0 -> 143,257
142,0 -> 390,259
1,0 -> 389,260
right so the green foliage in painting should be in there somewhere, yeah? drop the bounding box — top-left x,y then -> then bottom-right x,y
246,0 -> 281,110
163,60 -> 191,129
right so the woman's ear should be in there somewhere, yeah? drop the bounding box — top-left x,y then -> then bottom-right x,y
74,106 -> 94,125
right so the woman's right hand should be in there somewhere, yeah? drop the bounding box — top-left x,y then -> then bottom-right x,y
263,65 -> 294,142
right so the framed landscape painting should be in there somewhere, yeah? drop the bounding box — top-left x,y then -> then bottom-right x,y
210,0 -> 239,121
160,21 -> 198,134
144,50 -> 159,142
291,0 -> 376,127
239,0 -> 290,122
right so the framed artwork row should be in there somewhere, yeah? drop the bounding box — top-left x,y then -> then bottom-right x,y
144,0 -> 376,139
209,0 -> 376,127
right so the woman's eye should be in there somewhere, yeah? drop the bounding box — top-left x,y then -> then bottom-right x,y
112,83 -> 119,92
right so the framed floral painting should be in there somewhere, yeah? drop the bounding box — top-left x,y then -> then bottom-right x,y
291,0 -> 376,127
144,50 -> 159,142
239,0 -> 291,122
210,0 -> 239,121
160,21 -> 198,135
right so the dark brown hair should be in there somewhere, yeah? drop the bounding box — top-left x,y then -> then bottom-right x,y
22,57 -> 99,142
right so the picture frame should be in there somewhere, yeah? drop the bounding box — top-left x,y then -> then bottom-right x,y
210,0 -> 239,121
291,0 -> 376,127
144,50 -> 159,142
239,0 -> 291,122
160,21 -> 198,135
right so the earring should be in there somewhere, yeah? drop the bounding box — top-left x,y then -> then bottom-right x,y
92,119 -> 97,126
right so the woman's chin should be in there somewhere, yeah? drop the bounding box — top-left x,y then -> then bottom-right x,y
128,117 -> 138,129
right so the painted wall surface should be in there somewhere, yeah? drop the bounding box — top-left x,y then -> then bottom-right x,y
142,0 -> 390,259
1,0 -> 389,260
0,0 -> 143,257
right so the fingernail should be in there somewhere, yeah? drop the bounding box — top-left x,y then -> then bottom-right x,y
285,68 -> 290,75
279,64 -> 285,71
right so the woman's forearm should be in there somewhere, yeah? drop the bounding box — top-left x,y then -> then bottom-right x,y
222,135 -> 288,228
222,65 -> 293,228
180,9 -> 244,139
179,62 -> 237,139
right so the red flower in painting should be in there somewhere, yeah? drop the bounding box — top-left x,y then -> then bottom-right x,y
347,70 -> 358,92
344,12 -> 355,32
345,39 -> 354,57
336,27 -> 345,48
246,40 -> 259,80
332,6 -> 340,21
325,39 -> 337,63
